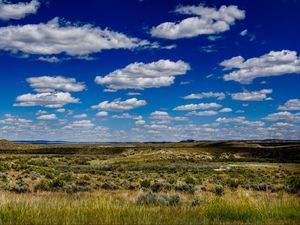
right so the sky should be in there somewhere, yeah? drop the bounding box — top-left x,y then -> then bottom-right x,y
0,0 -> 300,142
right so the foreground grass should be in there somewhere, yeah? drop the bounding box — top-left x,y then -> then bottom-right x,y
0,190 -> 299,225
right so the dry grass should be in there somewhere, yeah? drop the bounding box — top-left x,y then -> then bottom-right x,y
0,190 -> 299,225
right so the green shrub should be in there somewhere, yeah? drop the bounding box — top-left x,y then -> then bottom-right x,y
140,179 -> 151,188
136,192 -> 180,206
175,184 -> 195,194
227,178 -> 240,190
192,197 -> 206,206
185,176 -> 196,185
287,176 -> 300,194
34,179 -> 51,191
10,179 -> 31,193
214,185 -> 224,196
150,182 -> 172,192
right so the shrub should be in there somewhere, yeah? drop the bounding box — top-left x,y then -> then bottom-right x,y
287,176 -> 300,194
185,176 -> 196,185
136,192 -> 180,206
227,178 -> 240,190
65,184 -> 93,194
30,172 -> 40,180
10,179 -> 31,193
140,179 -> 151,189
150,182 -> 172,192
192,197 -> 206,206
34,179 -> 51,191
252,183 -> 268,191
213,185 -> 224,196
101,182 -> 119,190
175,184 -> 195,194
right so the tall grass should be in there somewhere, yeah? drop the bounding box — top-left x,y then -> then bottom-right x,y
0,190 -> 299,225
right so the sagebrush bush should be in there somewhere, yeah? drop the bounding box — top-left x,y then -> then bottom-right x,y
140,179 -> 151,188
136,192 -> 180,206
175,184 -> 195,194
150,182 -> 172,192
214,185 -> 224,196
10,179 -> 31,193
34,179 -> 51,191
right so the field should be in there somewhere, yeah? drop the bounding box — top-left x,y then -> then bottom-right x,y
0,140 -> 299,225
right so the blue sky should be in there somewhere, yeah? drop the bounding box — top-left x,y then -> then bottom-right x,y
0,0 -> 299,142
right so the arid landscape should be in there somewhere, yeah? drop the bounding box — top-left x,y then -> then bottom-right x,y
0,140 -> 299,225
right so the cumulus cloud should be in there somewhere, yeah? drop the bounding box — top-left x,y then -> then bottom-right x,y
73,114 -> 87,119
65,120 -> 94,128
14,92 -> 80,108
278,99 -> 300,111
174,102 -> 222,111
91,98 -> 146,111
37,114 -> 57,120
135,120 -> 145,125
187,110 -> 218,116
216,116 -> 264,126
0,114 -> 32,125
150,111 -> 187,124
221,50 -> 300,84
263,111 -> 300,122
56,108 -> 66,113
0,0 -> 39,20
96,111 -> 108,117
183,92 -> 225,100
95,59 -> 190,90
231,89 -> 272,101
219,108 -> 232,113
0,17 -> 156,57
27,76 -> 86,92
112,113 -> 142,120
151,4 -> 245,39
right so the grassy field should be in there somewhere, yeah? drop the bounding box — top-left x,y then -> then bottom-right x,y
0,140 -> 299,224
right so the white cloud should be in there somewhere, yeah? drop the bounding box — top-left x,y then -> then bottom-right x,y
272,122 -> 295,127
263,111 -> 300,122
96,111 -> 108,117
0,0 -> 39,20
151,4 -> 245,39
56,108 -> 66,113
91,98 -> 146,111
150,111 -> 170,120
14,92 -> 80,108
135,120 -> 145,125
240,29 -> 248,36
216,116 -> 264,126
127,92 -> 141,96
95,59 -> 190,90
35,110 -> 47,115
37,56 -> 61,63
221,50 -> 300,84
278,99 -> 300,111
188,110 -> 218,116
112,113 -> 142,120
150,111 -> 187,124
174,102 -> 222,111
37,114 -> 57,120
0,114 -> 32,125
0,17 -> 155,57
231,89 -> 272,101
65,120 -> 94,128
73,114 -> 87,119
219,108 -> 232,113
27,76 -> 85,92
183,92 -> 225,100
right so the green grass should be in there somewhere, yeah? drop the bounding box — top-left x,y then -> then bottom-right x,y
0,191 -> 299,225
